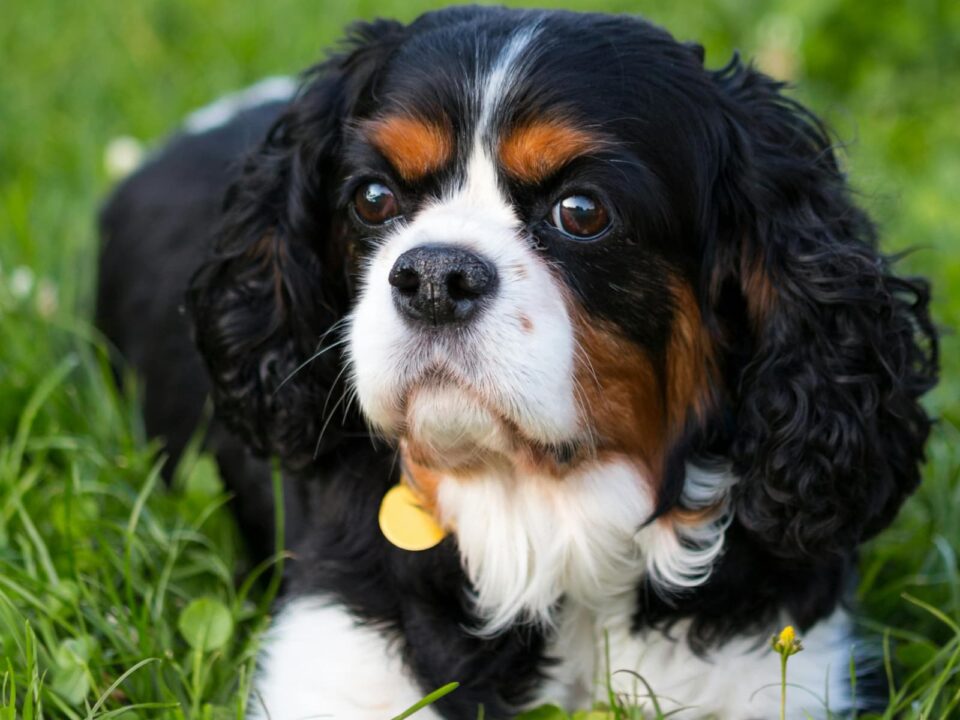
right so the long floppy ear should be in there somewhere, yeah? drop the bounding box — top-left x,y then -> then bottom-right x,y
707,57 -> 939,559
188,21 -> 406,470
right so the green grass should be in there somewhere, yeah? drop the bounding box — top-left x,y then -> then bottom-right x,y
1,0 -> 959,717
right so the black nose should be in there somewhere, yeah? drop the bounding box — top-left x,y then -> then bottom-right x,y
388,245 -> 498,326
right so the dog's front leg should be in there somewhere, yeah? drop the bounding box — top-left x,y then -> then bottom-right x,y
248,598 -> 442,720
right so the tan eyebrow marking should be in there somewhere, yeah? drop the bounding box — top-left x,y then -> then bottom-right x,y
362,115 -> 454,182
498,119 -> 604,183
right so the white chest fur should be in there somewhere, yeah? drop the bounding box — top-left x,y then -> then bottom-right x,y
540,601 -> 853,719
435,457 -> 731,635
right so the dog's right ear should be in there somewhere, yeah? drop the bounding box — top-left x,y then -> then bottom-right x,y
188,20 -> 406,469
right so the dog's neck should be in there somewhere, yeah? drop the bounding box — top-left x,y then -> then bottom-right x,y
406,451 -> 733,635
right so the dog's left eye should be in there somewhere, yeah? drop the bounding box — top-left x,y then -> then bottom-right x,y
549,194 -> 610,239
354,182 -> 400,225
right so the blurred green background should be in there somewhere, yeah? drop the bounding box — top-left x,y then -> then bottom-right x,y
1,1 -> 959,717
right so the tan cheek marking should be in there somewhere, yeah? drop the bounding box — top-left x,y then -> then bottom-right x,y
572,278 -> 717,484
499,119 -> 603,184
665,278 -> 718,428
573,310 -> 667,475
363,115 -> 454,182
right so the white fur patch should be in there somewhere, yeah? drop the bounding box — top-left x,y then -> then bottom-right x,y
249,599 -> 441,720
438,457 -> 652,633
183,76 -> 296,134
474,24 -> 541,134
543,606 -> 854,719
641,463 -> 734,590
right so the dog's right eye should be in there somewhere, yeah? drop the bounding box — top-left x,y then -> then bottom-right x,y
354,182 -> 400,225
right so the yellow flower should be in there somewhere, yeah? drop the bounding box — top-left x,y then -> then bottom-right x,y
772,625 -> 804,720
771,625 -> 803,657
778,625 -> 795,646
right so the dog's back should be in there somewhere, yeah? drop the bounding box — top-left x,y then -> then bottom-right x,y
96,98 -> 292,557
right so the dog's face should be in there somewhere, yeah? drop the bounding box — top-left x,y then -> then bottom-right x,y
190,7 -> 936,567
345,17 -> 714,481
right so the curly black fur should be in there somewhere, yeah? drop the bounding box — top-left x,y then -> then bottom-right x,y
186,21 -> 409,470
710,57 -> 938,560
635,56 -> 939,650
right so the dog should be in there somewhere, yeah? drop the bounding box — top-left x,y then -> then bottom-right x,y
96,6 -> 939,718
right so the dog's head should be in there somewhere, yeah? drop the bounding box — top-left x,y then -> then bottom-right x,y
190,7 -> 937,566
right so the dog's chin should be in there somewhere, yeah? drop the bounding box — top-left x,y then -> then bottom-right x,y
399,383 -> 585,475
401,383 -> 515,470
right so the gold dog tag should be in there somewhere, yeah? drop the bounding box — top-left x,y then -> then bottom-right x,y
378,483 -> 447,551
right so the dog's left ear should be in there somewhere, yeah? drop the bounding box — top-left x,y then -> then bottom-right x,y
704,57 -> 939,559
188,20 -> 406,469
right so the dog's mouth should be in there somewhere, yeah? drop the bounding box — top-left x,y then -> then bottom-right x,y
397,375 -> 587,475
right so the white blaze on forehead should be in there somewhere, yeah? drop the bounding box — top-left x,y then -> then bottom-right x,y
475,24 -> 542,135
450,22 -> 542,210
452,141 -> 516,225
453,23 -> 543,202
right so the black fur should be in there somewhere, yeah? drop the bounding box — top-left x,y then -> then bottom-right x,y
710,59 -> 937,560
186,23 -> 409,469
97,6 -> 938,716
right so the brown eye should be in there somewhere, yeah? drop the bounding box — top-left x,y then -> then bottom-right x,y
354,182 -> 399,225
550,194 -> 610,239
